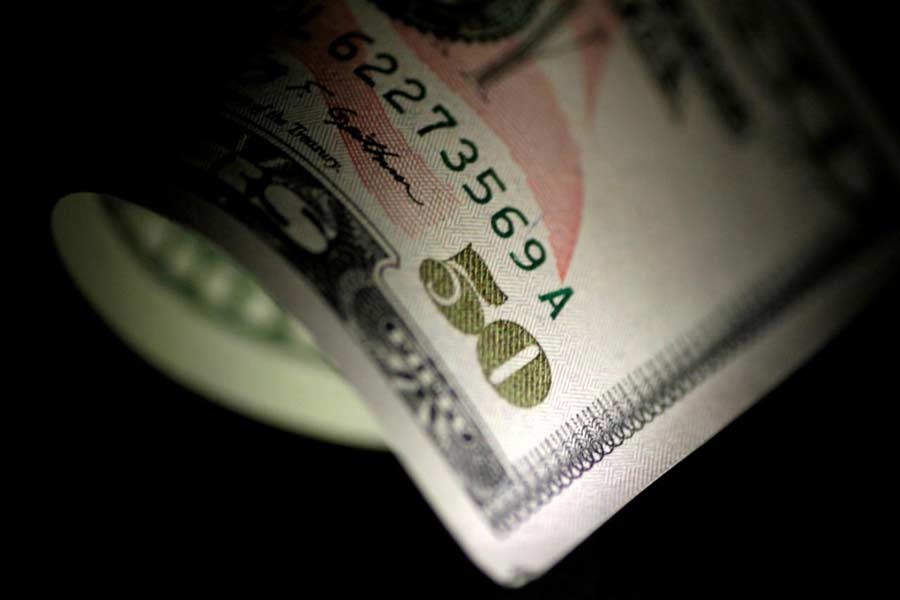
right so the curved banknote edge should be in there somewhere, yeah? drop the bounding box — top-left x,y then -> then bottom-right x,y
52,0 -> 900,586
52,192 -> 385,450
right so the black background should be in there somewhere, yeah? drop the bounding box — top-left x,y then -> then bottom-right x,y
32,2 -> 898,596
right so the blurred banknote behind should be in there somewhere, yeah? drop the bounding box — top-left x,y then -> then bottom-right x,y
53,192 -> 384,449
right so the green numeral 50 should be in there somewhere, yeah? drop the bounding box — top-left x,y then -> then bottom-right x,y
420,244 -> 551,408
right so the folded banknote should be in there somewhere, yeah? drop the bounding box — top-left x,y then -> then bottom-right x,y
52,0 -> 900,585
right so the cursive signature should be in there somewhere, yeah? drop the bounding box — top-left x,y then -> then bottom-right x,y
324,106 -> 421,205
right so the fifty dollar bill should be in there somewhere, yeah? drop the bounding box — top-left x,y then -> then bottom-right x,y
53,0 -> 900,585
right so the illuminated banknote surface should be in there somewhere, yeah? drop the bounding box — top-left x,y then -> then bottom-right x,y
54,0 -> 900,585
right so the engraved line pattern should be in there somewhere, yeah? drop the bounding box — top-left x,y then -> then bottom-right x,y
483,230 -> 864,531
